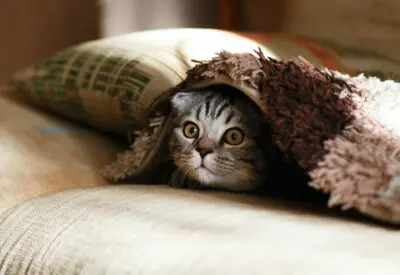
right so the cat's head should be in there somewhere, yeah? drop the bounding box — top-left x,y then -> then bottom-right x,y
169,85 -> 268,191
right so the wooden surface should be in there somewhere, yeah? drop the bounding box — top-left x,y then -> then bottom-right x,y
0,0 -> 99,84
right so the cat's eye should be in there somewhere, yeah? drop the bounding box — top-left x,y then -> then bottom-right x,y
223,128 -> 245,146
183,121 -> 200,139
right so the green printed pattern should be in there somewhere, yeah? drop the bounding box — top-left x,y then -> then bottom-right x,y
11,45 -> 152,130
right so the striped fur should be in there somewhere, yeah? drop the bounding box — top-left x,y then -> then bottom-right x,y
169,84 -> 268,191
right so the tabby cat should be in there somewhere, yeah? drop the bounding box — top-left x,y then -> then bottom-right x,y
168,84 -> 270,192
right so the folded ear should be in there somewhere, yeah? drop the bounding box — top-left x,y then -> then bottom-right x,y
170,92 -> 192,112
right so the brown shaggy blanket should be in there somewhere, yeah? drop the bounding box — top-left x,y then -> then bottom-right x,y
102,49 -> 400,225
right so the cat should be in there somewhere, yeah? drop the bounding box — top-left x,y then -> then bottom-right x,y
168,84 -> 272,192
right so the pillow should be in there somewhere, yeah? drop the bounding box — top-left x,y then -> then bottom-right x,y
9,28 -> 348,137
10,29 -> 271,135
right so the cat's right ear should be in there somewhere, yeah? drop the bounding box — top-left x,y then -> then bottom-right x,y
170,92 -> 192,112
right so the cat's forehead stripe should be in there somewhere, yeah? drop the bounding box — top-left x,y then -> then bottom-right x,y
195,105 -> 202,120
192,94 -> 239,124
210,96 -> 220,117
180,91 -> 253,128
204,93 -> 215,116
215,102 -> 229,119
205,100 -> 211,116
212,95 -> 228,118
225,112 -> 235,124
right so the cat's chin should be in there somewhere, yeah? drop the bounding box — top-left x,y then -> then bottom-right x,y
191,167 -> 260,192
194,167 -> 245,189
194,167 -> 222,186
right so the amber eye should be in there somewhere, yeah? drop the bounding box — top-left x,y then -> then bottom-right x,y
223,128 -> 245,146
183,121 -> 200,139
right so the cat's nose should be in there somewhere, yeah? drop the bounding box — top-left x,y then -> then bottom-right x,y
196,148 -> 213,158
196,138 -> 214,158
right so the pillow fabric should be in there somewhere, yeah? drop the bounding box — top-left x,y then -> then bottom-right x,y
9,29 -> 272,135
9,28 -> 347,137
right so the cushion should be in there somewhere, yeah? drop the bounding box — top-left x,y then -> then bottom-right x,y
9,28 -> 351,137
0,87 -> 123,212
0,185 -> 398,274
9,28 -> 271,135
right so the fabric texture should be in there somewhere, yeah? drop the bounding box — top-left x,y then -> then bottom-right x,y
257,53 -> 400,224
0,185 -> 398,275
9,29 -> 271,135
8,28 -> 400,224
0,87 -> 123,213
9,29 -> 346,136
101,51 -> 400,225
3,28 -> 400,275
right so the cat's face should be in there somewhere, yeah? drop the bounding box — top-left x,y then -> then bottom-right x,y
169,87 -> 268,191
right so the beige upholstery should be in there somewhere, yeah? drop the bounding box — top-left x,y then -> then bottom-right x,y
0,185 -> 399,275
0,87 -> 123,213
0,87 -> 399,274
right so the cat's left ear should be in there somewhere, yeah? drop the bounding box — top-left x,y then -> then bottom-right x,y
170,92 -> 192,112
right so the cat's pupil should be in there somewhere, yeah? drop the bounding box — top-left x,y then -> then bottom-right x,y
189,127 -> 196,134
231,132 -> 237,140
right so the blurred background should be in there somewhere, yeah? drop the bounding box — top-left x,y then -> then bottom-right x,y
1,0 -> 399,84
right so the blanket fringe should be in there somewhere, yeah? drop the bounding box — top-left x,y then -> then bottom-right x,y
100,113 -> 166,182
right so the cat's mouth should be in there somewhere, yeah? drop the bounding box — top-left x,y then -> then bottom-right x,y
197,164 -> 210,172
195,166 -> 218,183
195,164 -> 215,175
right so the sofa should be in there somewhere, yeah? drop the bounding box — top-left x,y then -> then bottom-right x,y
0,29 -> 399,274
